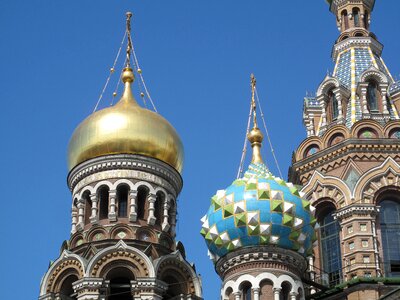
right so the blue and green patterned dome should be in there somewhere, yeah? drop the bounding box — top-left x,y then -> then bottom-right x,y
200,162 -> 317,260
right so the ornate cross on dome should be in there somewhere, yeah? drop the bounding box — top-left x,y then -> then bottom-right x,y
248,74 -> 264,164
251,73 -> 258,129
125,12 -> 133,68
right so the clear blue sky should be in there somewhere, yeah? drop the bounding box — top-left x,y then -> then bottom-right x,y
1,1 -> 399,299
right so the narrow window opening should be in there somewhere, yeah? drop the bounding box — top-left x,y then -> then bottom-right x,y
162,274 -> 186,299
319,205 -> 342,287
106,267 -> 134,300
367,81 -> 379,111
329,90 -> 339,120
137,186 -> 148,220
83,191 -> 92,225
353,8 -> 360,27
281,282 -> 292,300
59,274 -> 78,300
241,282 -> 252,300
342,10 -> 349,30
117,185 -> 129,218
155,192 -> 165,226
98,186 -> 109,220
364,11 -> 369,29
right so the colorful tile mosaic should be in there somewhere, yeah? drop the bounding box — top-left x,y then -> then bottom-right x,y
390,81 -> 400,95
201,163 -> 317,259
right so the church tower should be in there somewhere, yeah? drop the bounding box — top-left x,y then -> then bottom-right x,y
201,75 -> 317,300
290,0 -> 400,298
39,13 -> 202,300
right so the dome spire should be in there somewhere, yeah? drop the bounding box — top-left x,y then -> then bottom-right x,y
247,74 -> 264,164
118,12 -> 137,106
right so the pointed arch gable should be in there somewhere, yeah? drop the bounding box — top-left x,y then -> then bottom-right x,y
359,67 -> 389,85
39,251 -> 86,295
85,240 -> 155,278
301,171 -> 351,206
154,251 -> 202,297
317,76 -> 341,97
354,157 -> 400,201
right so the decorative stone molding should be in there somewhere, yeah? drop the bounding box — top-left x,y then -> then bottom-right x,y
222,272 -> 304,300
332,36 -> 383,60
132,278 -> 168,299
334,204 -> 378,221
215,246 -> 307,279
354,157 -> 400,201
68,154 -> 182,196
155,251 -> 201,296
86,240 -> 154,278
294,139 -> 400,176
301,171 -> 350,207
42,251 -> 85,294
73,278 -> 103,300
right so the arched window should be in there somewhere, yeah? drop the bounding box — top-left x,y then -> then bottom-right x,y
364,11 -> 369,29
83,191 -> 92,225
155,192 -> 165,226
162,273 -> 187,299
106,267 -> 134,300
241,282 -> 252,300
117,185 -> 129,218
225,287 -> 234,300
59,274 -> 78,300
280,282 -> 291,300
328,90 -> 339,121
342,10 -> 349,30
379,199 -> 400,277
319,205 -> 342,287
353,8 -> 360,27
367,81 -> 379,111
98,186 -> 109,220
137,186 -> 149,220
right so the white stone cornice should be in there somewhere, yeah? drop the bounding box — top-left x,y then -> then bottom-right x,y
334,204 -> 379,221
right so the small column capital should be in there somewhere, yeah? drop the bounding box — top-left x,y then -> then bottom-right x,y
233,292 -> 241,300
148,193 -> 157,202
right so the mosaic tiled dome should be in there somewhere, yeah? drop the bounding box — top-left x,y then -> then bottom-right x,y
200,162 -> 317,260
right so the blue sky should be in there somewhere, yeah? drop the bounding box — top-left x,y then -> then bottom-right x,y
0,1 -> 399,299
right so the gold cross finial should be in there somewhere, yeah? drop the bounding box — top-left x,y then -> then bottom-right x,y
247,74 -> 264,164
125,12 -> 133,68
250,73 -> 257,129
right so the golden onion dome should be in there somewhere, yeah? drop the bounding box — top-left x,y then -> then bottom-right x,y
67,67 -> 183,172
